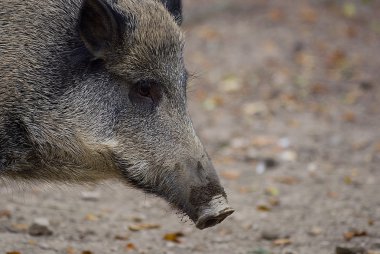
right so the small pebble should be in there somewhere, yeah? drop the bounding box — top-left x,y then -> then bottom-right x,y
280,150 -> 298,162
28,218 -> 53,236
81,191 -> 100,201
261,230 -> 280,240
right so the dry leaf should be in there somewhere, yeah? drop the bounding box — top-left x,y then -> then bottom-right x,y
311,83 -> 328,95
343,3 -> 356,18
256,204 -> 271,212
300,7 -> 317,23
203,96 -> 224,111
268,197 -> 280,207
84,213 -> 98,221
342,112 -> 356,122
7,223 -> 29,233
220,75 -> 241,93
66,247 -> 76,254
343,229 -> 367,241
82,251 -> 93,254
163,232 -> 184,243
221,170 -> 241,180
198,26 -> 220,40
115,234 -> 129,241
343,175 -> 353,185
242,102 -> 268,116
327,49 -> 346,69
0,209 -> 12,219
27,240 -> 36,245
268,9 -> 285,22
251,136 -> 276,147
125,243 -> 136,251
327,191 -> 339,199
265,187 -> 280,196
238,186 -> 254,194
273,176 -> 300,185
128,223 -> 160,231
6,252 -> 21,254
273,238 -> 292,246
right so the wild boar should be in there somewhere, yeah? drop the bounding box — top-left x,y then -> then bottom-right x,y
0,0 -> 234,229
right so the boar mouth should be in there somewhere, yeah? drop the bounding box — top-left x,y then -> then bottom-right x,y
194,195 -> 234,229
187,183 -> 234,229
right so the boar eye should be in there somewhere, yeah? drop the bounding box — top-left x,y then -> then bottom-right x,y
130,80 -> 161,106
137,81 -> 152,98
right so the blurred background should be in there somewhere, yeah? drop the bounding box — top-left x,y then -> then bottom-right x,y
1,0 -> 380,253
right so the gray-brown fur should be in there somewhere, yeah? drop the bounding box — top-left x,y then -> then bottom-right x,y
0,0 -> 232,227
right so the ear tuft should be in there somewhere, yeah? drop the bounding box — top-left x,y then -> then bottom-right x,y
160,0 -> 182,25
79,0 -> 123,59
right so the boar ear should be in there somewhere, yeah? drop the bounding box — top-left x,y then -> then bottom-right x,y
79,0 -> 123,59
160,0 -> 182,25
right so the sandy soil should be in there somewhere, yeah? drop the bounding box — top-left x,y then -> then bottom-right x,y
1,0 -> 380,253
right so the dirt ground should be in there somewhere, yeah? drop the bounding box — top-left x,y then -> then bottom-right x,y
1,0 -> 380,253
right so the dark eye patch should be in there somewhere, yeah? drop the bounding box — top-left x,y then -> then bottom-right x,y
129,79 -> 162,109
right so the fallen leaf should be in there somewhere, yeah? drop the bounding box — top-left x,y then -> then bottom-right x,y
197,26 -> 220,40
221,170 -> 241,180
7,223 -> 29,233
300,6 -> 317,23
268,197 -> 280,207
265,187 -> 280,196
327,191 -> 339,199
273,238 -> 292,246
163,232 -> 184,243
238,186 -> 255,194
114,234 -> 129,240
343,3 -> 356,18
375,142 -> 380,153
273,176 -> 300,185
0,209 -> 12,219
268,9 -> 285,22
368,251 -> 380,254
6,252 -> 21,254
251,136 -> 276,147
242,102 -> 268,116
66,247 -> 76,254
346,26 -> 358,38
311,83 -> 329,95
343,229 -> 367,241
327,49 -> 346,69
343,175 -> 353,185
128,223 -> 160,231
342,112 -> 356,122
125,243 -> 136,251
256,204 -> 271,212
220,75 -> 241,93
202,96 -> 223,111
84,213 -> 98,222
82,251 -> 93,254
27,240 -> 36,245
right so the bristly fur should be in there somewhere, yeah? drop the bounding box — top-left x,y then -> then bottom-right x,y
0,0 -> 229,225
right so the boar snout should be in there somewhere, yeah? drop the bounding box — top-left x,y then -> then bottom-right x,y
195,195 -> 234,229
178,156 -> 234,229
